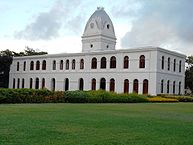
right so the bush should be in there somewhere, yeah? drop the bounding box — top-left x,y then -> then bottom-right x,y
147,97 -> 178,103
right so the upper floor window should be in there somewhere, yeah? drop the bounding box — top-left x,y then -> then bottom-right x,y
173,59 -> 176,72
60,60 -> 63,70
161,56 -> 164,70
53,60 -> 56,70
110,56 -> 116,68
66,59 -> 69,70
23,61 -> 26,71
179,60 -> 182,73
17,62 -> 19,71
30,61 -> 34,70
123,56 -> 129,69
91,57 -> 97,69
80,59 -> 84,69
168,57 -> 170,71
139,55 -> 145,68
101,57 -> 106,69
36,61 -> 40,70
42,60 -> 46,70
72,59 -> 75,70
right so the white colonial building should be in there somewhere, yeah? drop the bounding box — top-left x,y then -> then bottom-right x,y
9,7 -> 186,95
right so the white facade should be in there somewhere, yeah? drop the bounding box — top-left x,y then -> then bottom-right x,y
9,7 -> 186,95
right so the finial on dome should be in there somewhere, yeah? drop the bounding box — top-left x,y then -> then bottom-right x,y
97,7 -> 104,10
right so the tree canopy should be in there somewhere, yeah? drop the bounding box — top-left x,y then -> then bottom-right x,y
185,55 -> 193,94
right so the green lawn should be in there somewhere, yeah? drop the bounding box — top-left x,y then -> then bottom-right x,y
0,103 -> 193,145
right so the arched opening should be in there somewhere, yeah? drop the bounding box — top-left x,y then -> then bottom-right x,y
60,60 -> 63,70
143,79 -> 148,94
91,57 -> 97,69
173,59 -> 176,72
123,56 -> 129,69
51,78 -> 55,91
64,78 -> 69,91
168,57 -> 170,71
110,56 -> 116,68
23,61 -> 26,71
173,81 -> 176,94
91,78 -> 96,90
66,59 -> 69,70
80,59 -> 84,69
161,56 -> 164,70
13,78 -> 15,89
124,79 -> 129,93
167,80 -> 170,94
101,57 -> 106,69
109,78 -> 115,92
72,59 -> 76,70
139,55 -> 145,68
53,60 -> 56,70
30,61 -> 34,70
22,78 -> 25,88
179,60 -> 182,72
17,62 -> 19,71
100,78 -> 106,90
133,79 -> 138,94
79,78 -> 84,90
178,81 -> 181,95
42,78 -> 45,89
17,78 -> 20,88
36,61 -> 40,70
30,78 -> 33,89
35,78 -> 39,89
161,80 -> 164,93
42,60 -> 46,70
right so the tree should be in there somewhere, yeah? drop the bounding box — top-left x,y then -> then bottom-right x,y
185,55 -> 193,93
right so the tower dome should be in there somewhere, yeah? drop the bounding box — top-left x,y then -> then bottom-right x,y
82,7 -> 116,53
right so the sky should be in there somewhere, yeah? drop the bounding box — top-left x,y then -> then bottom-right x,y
0,0 -> 193,55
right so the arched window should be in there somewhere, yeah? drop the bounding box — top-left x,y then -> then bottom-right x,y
179,60 -> 182,73
143,79 -> 148,94
168,57 -> 170,71
42,60 -> 46,70
124,79 -> 129,93
30,61 -> 34,70
124,56 -> 129,69
80,59 -> 84,69
109,78 -> 115,92
178,81 -> 181,95
161,56 -> 164,70
110,56 -> 116,68
139,55 -> 145,68
133,79 -> 138,94
36,61 -> 40,70
13,78 -> 15,89
53,60 -> 56,70
64,78 -> 69,91
91,57 -> 97,69
42,78 -> 45,89
72,59 -> 75,70
91,78 -> 96,90
101,57 -> 106,69
30,78 -> 33,89
22,78 -> 25,88
23,61 -> 26,71
161,80 -> 164,93
66,59 -> 69,70
173,59 -> 176,72
51,78 -> 55,91
79,78 -> 84,90
35,78 -> 39,89
60,60 -> 63,70
100,78 -> 106,90
173,81 -> 176,94
17,78 -> 20,89
17,62 -> 19,71
167,80 -> 170,94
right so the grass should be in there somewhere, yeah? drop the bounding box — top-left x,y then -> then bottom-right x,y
0,103 -> 193,145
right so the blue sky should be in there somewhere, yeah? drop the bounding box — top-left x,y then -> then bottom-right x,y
0,0 -> 193,55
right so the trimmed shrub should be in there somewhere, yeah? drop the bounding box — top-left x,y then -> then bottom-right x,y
147,97 -> 178,103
